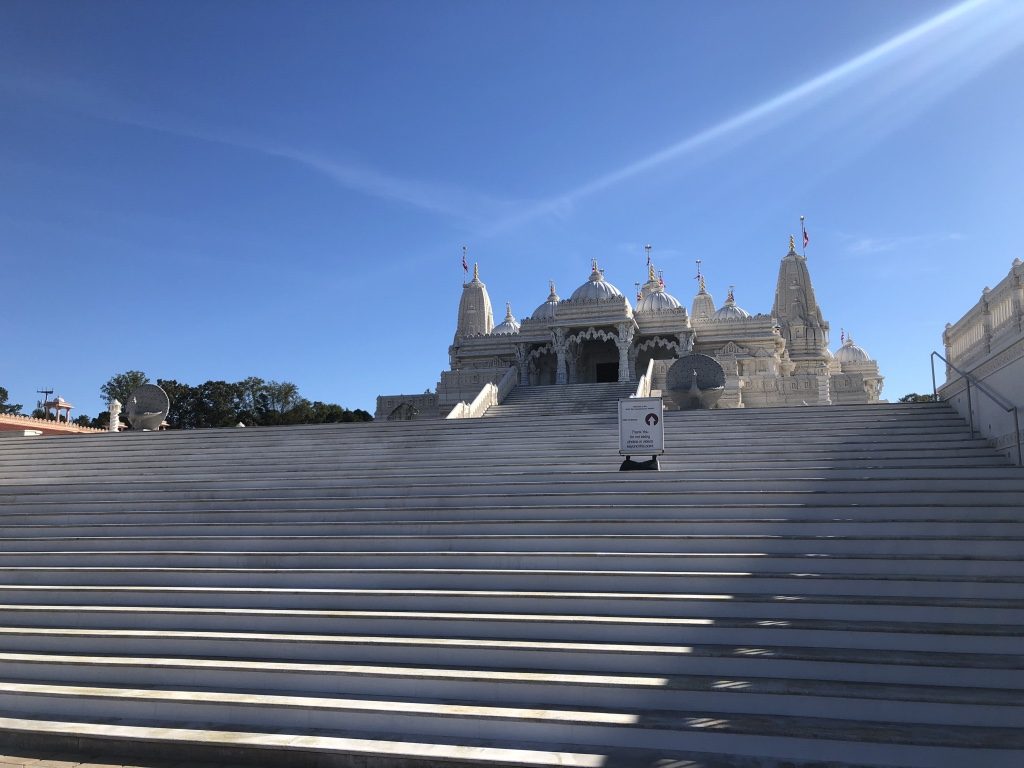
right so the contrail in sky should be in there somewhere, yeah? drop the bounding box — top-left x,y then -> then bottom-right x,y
494,0 -> 1024,231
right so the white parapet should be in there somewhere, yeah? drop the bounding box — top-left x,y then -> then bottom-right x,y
939,259 -> 1024,462
446,367 -> 517,419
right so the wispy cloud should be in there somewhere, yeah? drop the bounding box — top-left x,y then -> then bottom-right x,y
0,74 -> 517,225
844,232 -> 964,255
490,0 -> 1024,233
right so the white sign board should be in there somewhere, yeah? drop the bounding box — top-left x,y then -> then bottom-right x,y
618,397 -> 665,456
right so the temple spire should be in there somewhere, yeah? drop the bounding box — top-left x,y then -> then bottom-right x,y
690,259 -> 715,320
454,261 -> 494,340
773,235 -> 830,361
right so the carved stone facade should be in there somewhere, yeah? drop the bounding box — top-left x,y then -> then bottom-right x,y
939,259 -> 1024,463
377,240 -> 885,418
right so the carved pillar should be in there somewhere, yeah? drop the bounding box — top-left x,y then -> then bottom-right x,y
108,399 -> 122,433
627,346 -> 640,382
615,323 -> 636,382
817,362 -> 832,405
553,329 -> 568,385
1013,264 -> 1024,334
566,342 -> 579,384
982,287 -> 993,354
942,323 -> 954,380
514,344 -> 529,386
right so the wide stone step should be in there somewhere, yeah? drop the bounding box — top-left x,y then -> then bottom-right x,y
6,517 -> 1023,540
0,682 -> 1019,767
0,716 -> 615,768
0,585 -> 1017,624
2,461 -> 1019,487
0,712 -> 1020,768
2,505 -> 1018,527
0,653 -> 1019,727
3,473 -> 1024,498
1,627 -> 1018,687
1,489 -> 1020,514
2,533 -> 1020,557
0,605 -> 1017,652
2,558 -> 1022,586
0,554 -> 1019,585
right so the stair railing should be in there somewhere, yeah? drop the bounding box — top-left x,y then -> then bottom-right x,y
446,366 -> 518,419
496,365 -> 518,402
633,358 -> 655,398
931,350 -> 1022,466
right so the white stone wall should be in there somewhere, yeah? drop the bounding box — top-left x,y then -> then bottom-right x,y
939,260 -> 1024,463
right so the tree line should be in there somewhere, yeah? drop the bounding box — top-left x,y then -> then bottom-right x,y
101,371 -> 372,429
0,375 -> 371,429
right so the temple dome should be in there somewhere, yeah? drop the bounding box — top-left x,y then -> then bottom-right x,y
713,287 -> 751,320
835,337 -> 872,363
637,290 -> 682,312
635,264 -> 681,313
492,302 -> 520,335
531,281 -> 560,321
570,260 -> 624,301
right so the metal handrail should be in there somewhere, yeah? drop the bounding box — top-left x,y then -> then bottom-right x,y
931,350 -> 1022,466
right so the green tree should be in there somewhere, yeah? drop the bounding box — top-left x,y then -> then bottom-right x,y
192,380 -> 245,428
265,380 -> 301,414
148,375 -> 371,428
899,393 -> 938,403
236,376 -> 270,425
0,387 -> 22,415
100,371 -> 150,407
156,379 -> 196,430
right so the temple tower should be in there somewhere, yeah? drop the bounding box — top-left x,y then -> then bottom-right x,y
772,236 -> 830,362
454,263 -> 494,340
690,261 -> 716,322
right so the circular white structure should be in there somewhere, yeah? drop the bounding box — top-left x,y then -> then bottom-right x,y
531,281 -> 560,321
835,337 -> 872,363
125,384 -> 170,431
713,287 -> 751,320
492,302 -> 521,335
570,261 -> 624,301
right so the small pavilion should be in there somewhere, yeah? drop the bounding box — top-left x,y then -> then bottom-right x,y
42,396 -> 75,423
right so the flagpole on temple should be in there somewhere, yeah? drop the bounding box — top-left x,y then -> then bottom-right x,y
800,216 -> 808,258
461,245 -> 469,286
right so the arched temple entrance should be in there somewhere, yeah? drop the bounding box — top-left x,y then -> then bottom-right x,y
529,350 -> 559,386
573,337 -> 619,384
635,336 -> 682,376
387,403 -> 419,421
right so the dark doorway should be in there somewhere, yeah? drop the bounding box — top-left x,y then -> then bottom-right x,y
595,362 -> 618,383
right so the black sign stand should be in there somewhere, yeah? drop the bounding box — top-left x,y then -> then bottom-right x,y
619,455 -> 660,471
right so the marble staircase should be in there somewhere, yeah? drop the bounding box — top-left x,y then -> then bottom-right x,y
483,380 -> 637,417
0,397 -> 1021,767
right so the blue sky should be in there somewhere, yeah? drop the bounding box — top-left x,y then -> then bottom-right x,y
2,0 -> 1023,417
